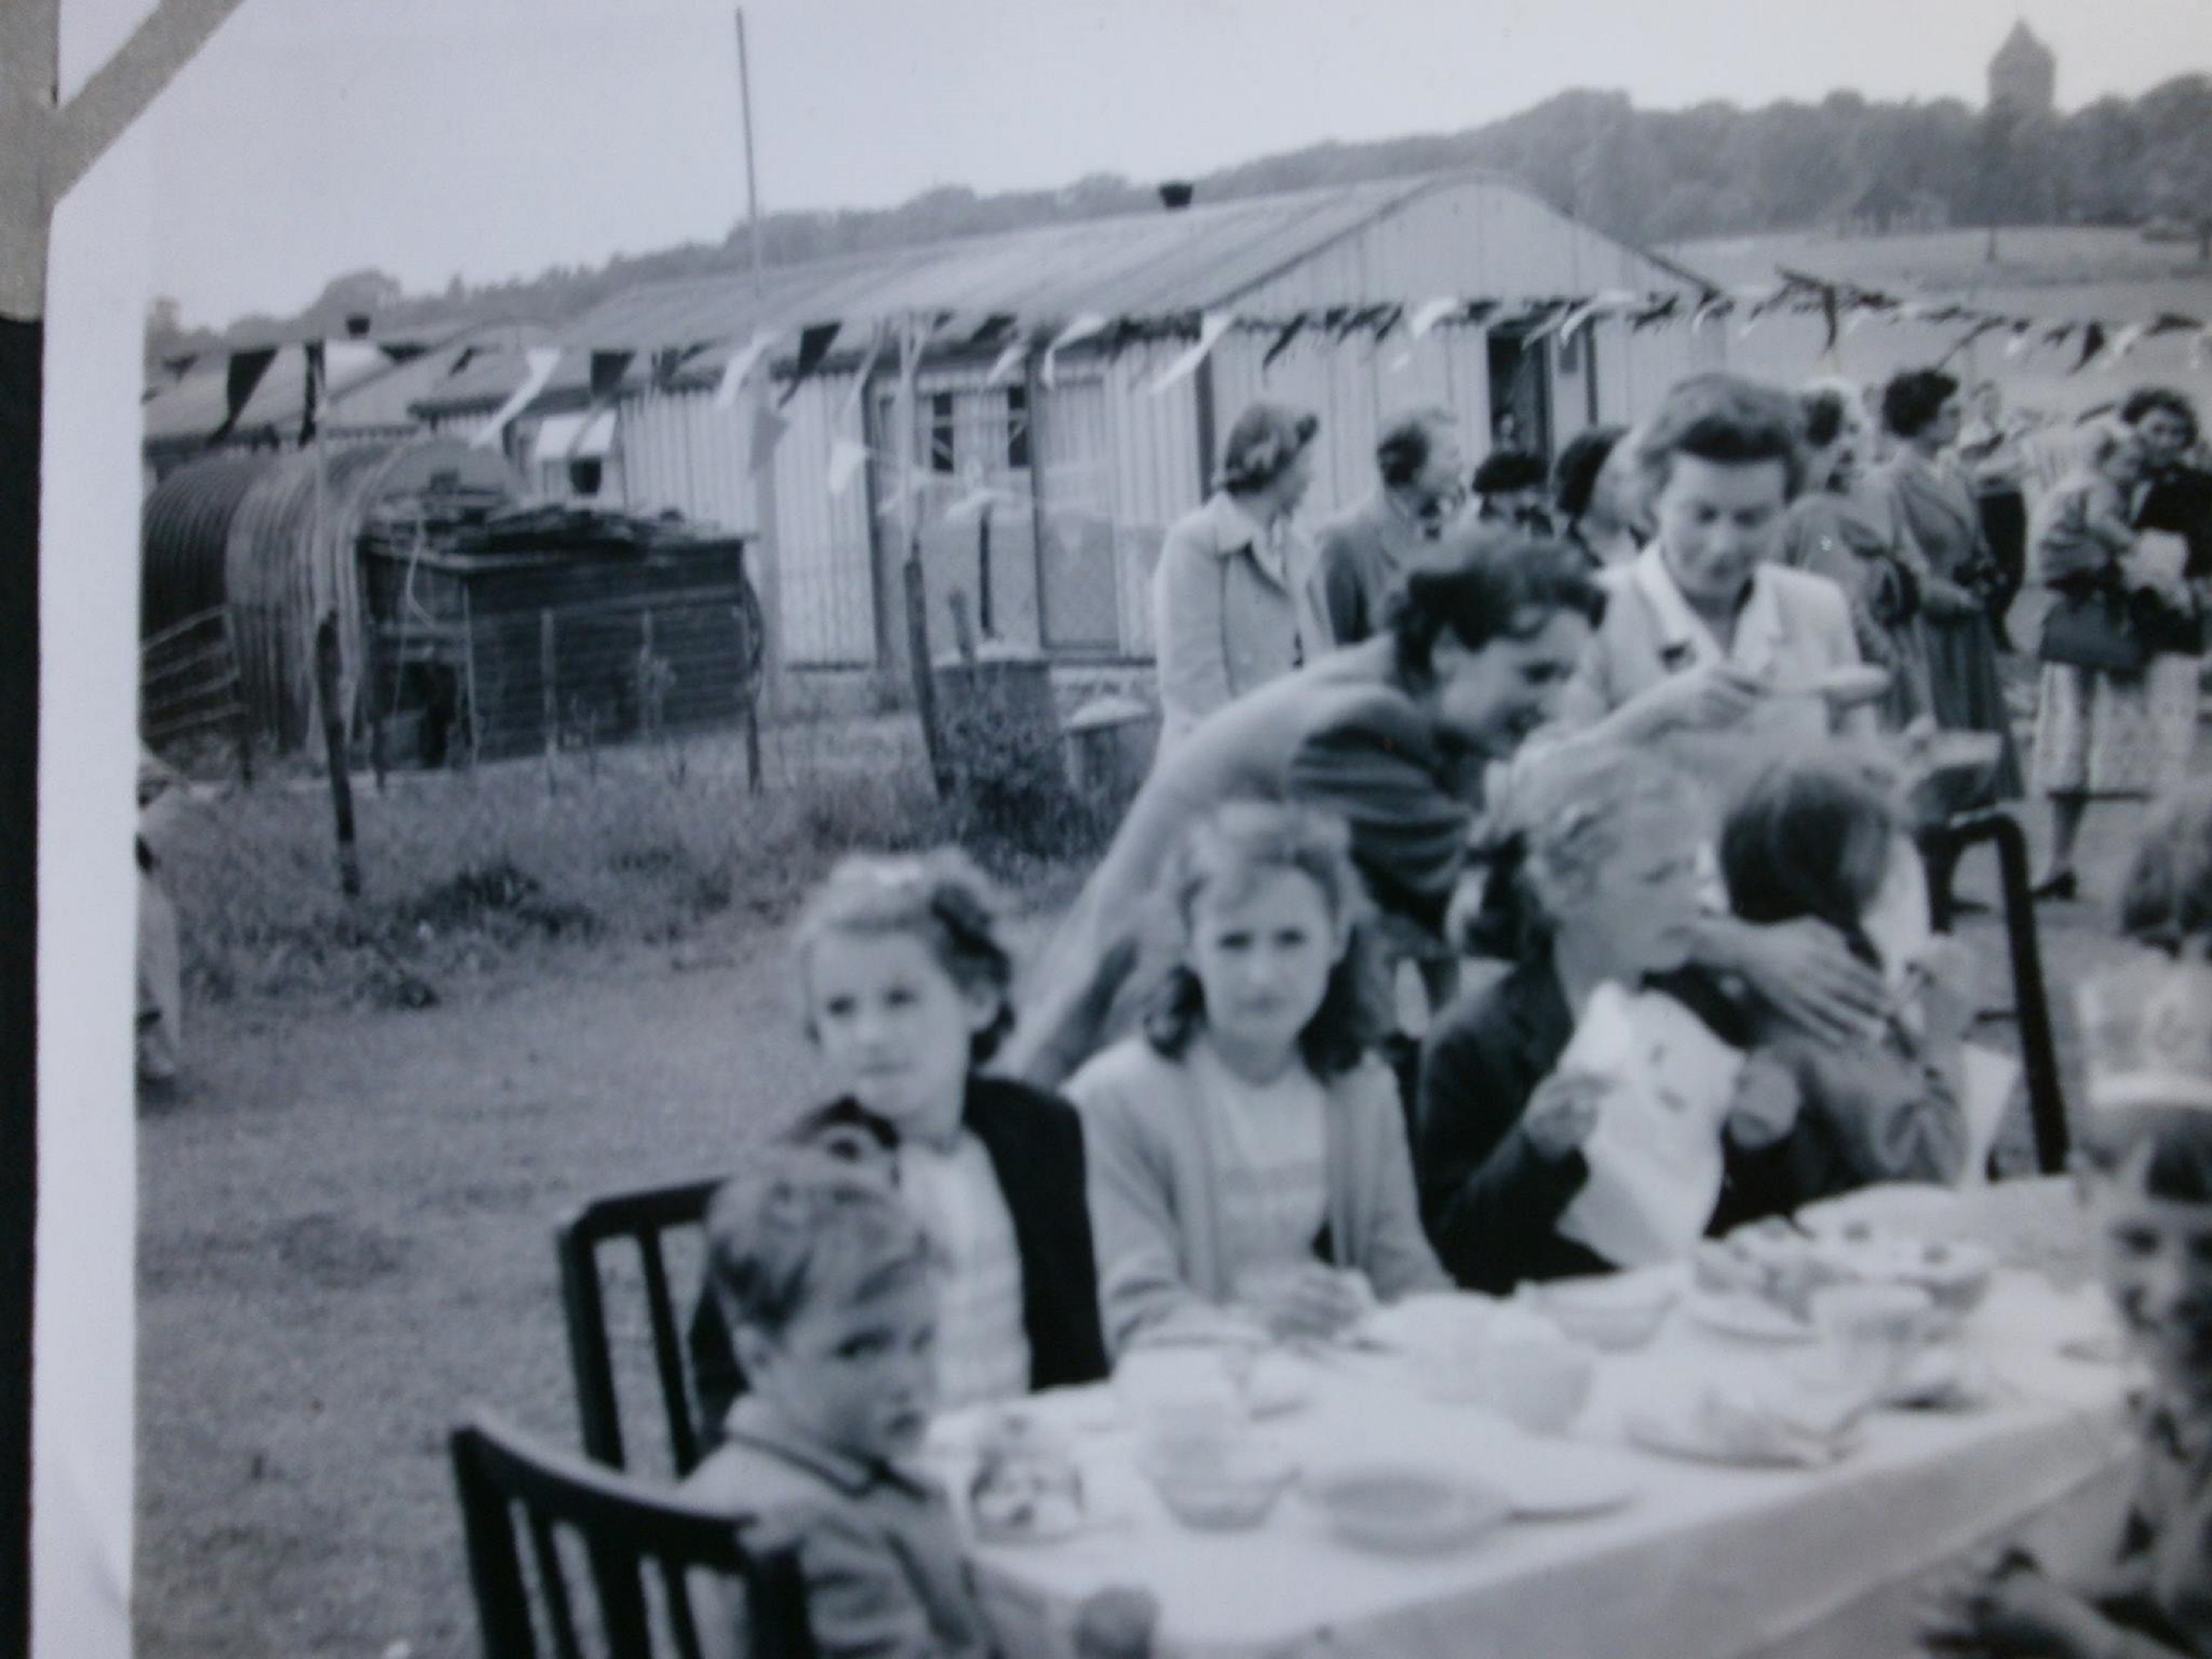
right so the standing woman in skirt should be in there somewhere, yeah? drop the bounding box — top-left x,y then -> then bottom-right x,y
2027,421 -> 2193,899
1873,369 -> 2025,800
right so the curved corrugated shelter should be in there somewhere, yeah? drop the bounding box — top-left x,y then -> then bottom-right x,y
141,454 -> 273,638
141,440 -> 518,750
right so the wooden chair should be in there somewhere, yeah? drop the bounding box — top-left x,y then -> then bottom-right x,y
450,1412 -> 816,1659
555,1178 -> 726,1477
1918,807 -> 2069,1176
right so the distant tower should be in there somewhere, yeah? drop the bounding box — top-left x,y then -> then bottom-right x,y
1988,20 -> 2056,116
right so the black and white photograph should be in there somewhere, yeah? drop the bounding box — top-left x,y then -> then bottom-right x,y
19,1 -> 2212,1655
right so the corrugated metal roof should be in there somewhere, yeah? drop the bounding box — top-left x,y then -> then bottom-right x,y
413,170 -> 1711,416
142,320 -> 549,446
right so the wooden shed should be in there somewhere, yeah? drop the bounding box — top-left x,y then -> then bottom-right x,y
359,504 -> 761,766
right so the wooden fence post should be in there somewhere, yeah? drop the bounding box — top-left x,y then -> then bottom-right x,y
540,607 -> 557,796
314,614 -> 360,899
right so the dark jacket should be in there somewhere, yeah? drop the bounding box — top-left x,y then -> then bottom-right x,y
1416,955 -> 1775,1294
689,1077 -> 1111,1449
2134,463 -> 2212,655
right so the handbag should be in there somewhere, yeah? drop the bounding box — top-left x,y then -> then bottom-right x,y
2037,582 -> 2146,676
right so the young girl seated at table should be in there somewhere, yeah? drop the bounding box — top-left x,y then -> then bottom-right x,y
1065,801 -> 1448,1355
1924,958 -> 2212,1659
686,1149 -> 1157,1659
1716,751 -> 1974,1215
1418,741 -> 1797,1292
690,851 -> 1108,1444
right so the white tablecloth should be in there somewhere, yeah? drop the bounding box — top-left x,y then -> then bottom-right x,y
939,1262 -> 2137,1659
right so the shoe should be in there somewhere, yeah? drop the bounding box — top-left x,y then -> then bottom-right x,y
2029,870 -> 2078,903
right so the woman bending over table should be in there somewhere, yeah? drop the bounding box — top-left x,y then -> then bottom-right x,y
1067,802 -> 1447,1357
1417,742 -> 1798,1293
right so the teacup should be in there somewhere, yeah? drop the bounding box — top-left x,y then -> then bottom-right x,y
1478,1317 -> 1594,1435
1392,1295 -> 1493,1404
1810,1281 -> 1937,1398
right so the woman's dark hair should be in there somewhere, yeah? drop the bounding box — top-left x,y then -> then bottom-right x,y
1718,755 -> 1899,968
1799,388 -> 1852,451
1633,374 -> 1808,500
1376,408 -> 1456,489
1551,425 -> 1626,523
1220,401 -> 1320,495
2119,778 -> 2212,956
1142,801 -> 1391,1079
1881,369 -> 1960,441
1473,449 -> 1548,496
2119,386 -> 2201,445
1385,525 -> 1606,686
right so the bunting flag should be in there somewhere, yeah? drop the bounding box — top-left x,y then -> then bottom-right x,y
984,337 -> 1028,388
1261,315 -> 1307,369
1407,296 -> 1460,340
469,347 -> 564,450
589,351 -> 635,400
1820,287 -> 1841,354
713,330 -> 777,410
1145,310 -> 1234,396
748,401 -> 789,474
779,322 -> 841,408
1040,312 -> 1108,390
836,321 -> 891,422
2101,322 -> 2149,370
2004,323 -> 2036,359
2073,323 -> 2110,374
827,434 -> 870,496
1689,294 -> 1727,333
208,346 -> 277,445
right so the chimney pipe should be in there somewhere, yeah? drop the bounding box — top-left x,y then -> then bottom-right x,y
1158,181 -> 1194,211
343,314 -> 373,338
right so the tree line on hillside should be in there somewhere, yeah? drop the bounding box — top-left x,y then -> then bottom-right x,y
149,75 -> 2212,361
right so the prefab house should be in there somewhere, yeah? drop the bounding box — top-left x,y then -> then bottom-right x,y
410,171 -> 1720,683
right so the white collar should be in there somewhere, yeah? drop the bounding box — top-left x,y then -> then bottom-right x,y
1630,543 -> 1788,676
1208,490 -> 1290,583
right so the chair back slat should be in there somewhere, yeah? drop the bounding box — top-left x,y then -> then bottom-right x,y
556,1179 -> 726,1474
637,1232 -> 700,1475
660,1556 -> 709,1659
526,1510 -> 587,1659
451,1415 -> 819,1659
1918,809 -> 2069,1175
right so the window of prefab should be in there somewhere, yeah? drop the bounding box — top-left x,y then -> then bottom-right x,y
568,458 -> 603,497
1006,385 -> 1031,470
929,392 -> 957,474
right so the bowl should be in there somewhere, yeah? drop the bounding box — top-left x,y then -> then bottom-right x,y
1303,1466 -> 1512,1555
1536,1278 -> 1679,1353
1137,1443 -> 1296,1532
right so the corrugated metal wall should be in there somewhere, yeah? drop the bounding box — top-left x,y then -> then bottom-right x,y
610,379 -> 877,668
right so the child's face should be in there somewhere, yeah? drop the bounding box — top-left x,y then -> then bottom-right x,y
2087,1167 -> 2212,1402
2099,437 -> 2143,486
1556,806 -> 1705,979
806,930 -> 995,1134
1185,867 -> 1344,1063
738,1275 -> 941,1464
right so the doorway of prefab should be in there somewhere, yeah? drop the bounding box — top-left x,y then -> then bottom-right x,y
1486,328 -> 1553,460
869,370 -> 1043,667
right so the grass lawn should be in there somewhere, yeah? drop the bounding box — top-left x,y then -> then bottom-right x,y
134,720 -> 2196,1657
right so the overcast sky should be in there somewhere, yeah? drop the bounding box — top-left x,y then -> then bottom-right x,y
141,0 -> 2211,329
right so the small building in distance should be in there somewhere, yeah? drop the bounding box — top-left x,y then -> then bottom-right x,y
1988,20 -> 2056,117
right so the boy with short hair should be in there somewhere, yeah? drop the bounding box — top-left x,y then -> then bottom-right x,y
684,1149 -> 993,1659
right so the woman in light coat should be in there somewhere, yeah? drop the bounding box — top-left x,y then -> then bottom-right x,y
1152,401 -> 1319,749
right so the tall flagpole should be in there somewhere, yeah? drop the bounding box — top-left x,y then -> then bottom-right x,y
734,7 -> 777,777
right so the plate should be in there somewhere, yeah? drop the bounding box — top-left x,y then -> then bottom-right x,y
1684,1290 -> 1819,1345
1303,1465 -> 1513,1555
1494,1449 -> 1641,1519
1624,1398 -> 1861,1470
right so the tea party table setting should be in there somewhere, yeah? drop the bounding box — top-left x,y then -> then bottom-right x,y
927,1180 -> 2145,1659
